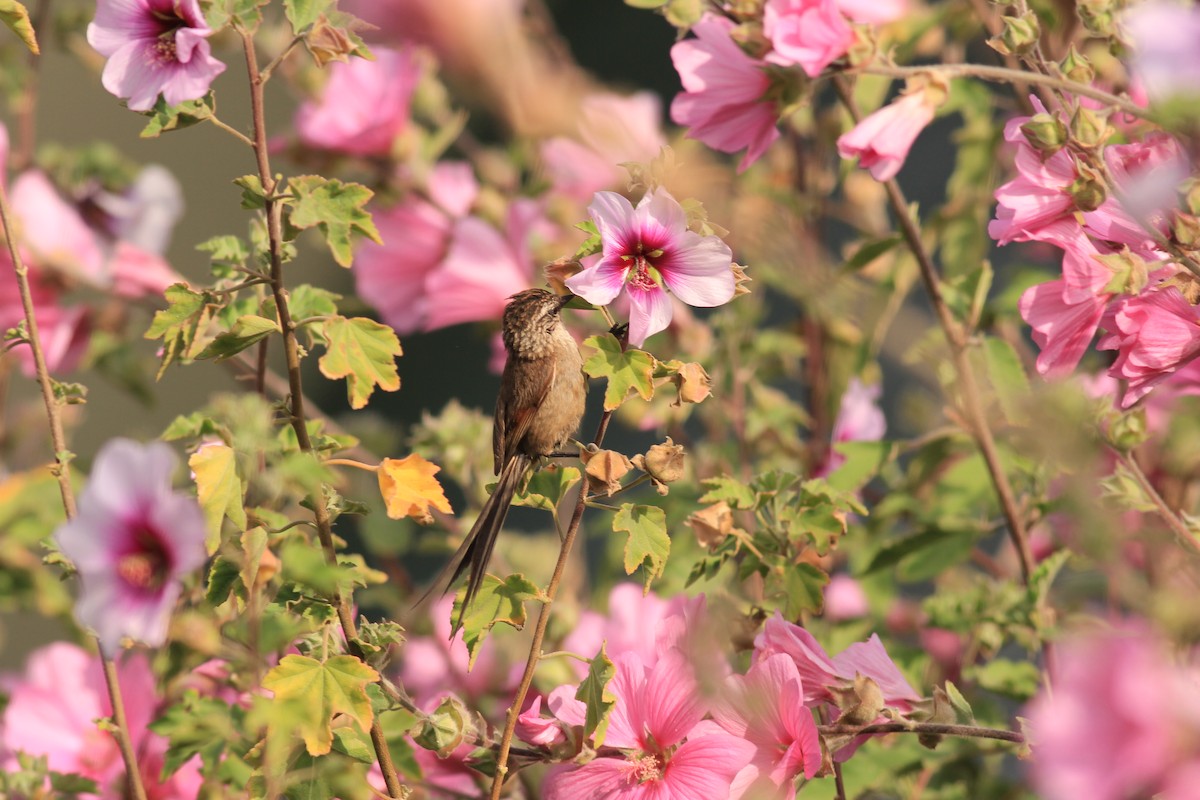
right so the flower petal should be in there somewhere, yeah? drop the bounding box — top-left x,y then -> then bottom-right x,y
659,231 -> 735,308
626,281 -> 673,347
566,257 -> 629,307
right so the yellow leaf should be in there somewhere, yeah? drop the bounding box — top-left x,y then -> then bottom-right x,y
190,443 -> 246,554
262,654 -> 378,756
377,454 -> 452,524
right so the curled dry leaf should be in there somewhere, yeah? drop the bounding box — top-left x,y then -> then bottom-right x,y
687,500 -> 737,549
582,448 -> 633,497
673,362 -> 712,405
377,453 -> 453,524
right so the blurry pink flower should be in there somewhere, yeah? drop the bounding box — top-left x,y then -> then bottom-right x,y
0,642 -> 201,798
712,654 -> 822,800
11,171 -> 104,284
670,14 -> 781,171
837,90 -> 938,181
515,695 -> 568,747
95,164 -> 185,256
0,256 -> 90,376
1122,0 -> 1200,104
755,612 -> 921,711
423,199 -> 551,330
824,574 -> 870,621
295,48 -> 421,157
988,98 -> 1077,245
109,242 -> 184,299
54,439 -> 207,654
837,0 -> 907,24
566,188 -> 735,347
1083,133 -> 1187,257
399,596 -> 512,706
1025,623 -> 1200,800
1098,286 -> 1200,408
541,91 -> 666,199
544,651 -> 754,800
87,0 -> 225,112
563,583 -> 677,673
817,377 -> 886,476
764,0 -> 855,77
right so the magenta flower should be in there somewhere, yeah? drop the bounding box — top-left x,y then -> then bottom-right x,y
764,0 -> 856,77
544,651 -> 754,800
54,439 -> 207,654
87,0 -> 226,113
988,99 -> 1078,246
712,654 -> 822,800
1025,623 -> 1200,800
295,48 -> 422,157
837,90 -> 938,181
670,14 -> 781,171
0,642 -> 202,798
1097,286 -> 1200,408
565,189 -> 736,347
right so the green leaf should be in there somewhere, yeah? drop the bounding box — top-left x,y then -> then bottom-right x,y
205,556 -> 242,606
288,175 -> 382,267
613,504 -> 670,589
239,526 -> 268,593
782,562 -> 828,617
826,440 -> 894,493
140,94 -> 215,138
842,234 -> 902,272
196,234 -> 250,279
452,573 -> 544,667
189,443 -> 247,554
0,0 -> 38,53
318,316 -> 403,409
261,654 -> 379,756
233,175 -> 267,210
195,315 -> 280,361
144,284 -> 215,377
943,680 -> 975,723
575,644 -> 617,746
48,772 -> 99,794
982,337 -> 1030,424
286,284 -> 341,346
512,466 -> 581,511
149,692 -> 240,777
228,0 -> 271,29
966,658 -> 1042,701
331,727 -> 375,763
582,334 -> 656,410
699,476 -> 757,509
284,0 -> 333,32
864,526 -> 966,576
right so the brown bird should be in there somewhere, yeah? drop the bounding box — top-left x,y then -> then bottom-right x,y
427,288 -> 586,630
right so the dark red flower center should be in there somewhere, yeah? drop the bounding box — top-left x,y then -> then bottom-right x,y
116,523 -> 172,593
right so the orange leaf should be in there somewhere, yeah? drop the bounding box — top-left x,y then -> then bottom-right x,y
377,454 -> 453,524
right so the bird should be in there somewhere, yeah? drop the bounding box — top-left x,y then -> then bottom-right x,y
425,288 -> 586,632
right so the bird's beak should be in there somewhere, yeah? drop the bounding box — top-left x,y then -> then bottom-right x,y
557,293 -> 577,309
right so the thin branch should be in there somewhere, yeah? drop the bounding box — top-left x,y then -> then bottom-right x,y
833,75 -> 1036,585
1119,450 -> 1200,556
489,404 -> 617,800
817,721 -> 1025,744
238,30 -> 404,798
207,114 -> 257,148
260,35 -> 304,83
0,154 -> 149,800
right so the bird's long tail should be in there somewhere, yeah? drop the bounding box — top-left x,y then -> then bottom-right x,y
417,454 -> 530,634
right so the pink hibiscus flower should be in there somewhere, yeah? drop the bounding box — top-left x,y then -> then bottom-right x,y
837,89 -> 939,181
87,0 -> 226,112
670,14 -> 781,171
1097,286 -> 1200,408
295,47 -> 422,157
815,377 -> 886,476
713,654 -> 822,800
543,650 -> 754,800
763,0 -> 856,77
54,439 -> 208,654
565,188 -> 736,347
988,99 -> 1078,245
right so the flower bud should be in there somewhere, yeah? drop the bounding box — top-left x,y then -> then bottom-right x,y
582,448 -> 633,497
1068,161 -> 1107,212
1096,249 -> 1149,295
1183,179 -> 1200,216
1069,105 -> 1112,150
632,438 -> 686,489
1059,44 -> 1095,84
1077,0 -> 1118,38
1020,113 -> 1068,156
1174,212 -> 1200,249
414,696 -> 470,758
1106,406 -> 1149,452
990,12 -> 1040,56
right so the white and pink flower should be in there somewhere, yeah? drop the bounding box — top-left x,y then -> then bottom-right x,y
566,188 -> 736,347
87,0 -> 226,112
54,439 -> 207,654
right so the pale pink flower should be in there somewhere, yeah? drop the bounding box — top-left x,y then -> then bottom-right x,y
515,695 -> 568,747
54,439 -> 207,654
754,612 -> 921,711
11,170 -> 104,284
399,596 -> 512,706
1097,286 -> 1200,408
1083,133 -> 1187,257
0,254 -> 90,376
295,48 -> 421,157
87,0 -> 226,112
670,14 -> 781,171
1025,623 -> 1200,800
817,377 -> 886,476
837,90 -> 938,181
566,188 -> 736,347
0,642 -> 201,798
423,199 -> 551,330
562,583 -> 677,673
109,242 -> 184,299
712,654 -> 822,800
837,0 -> 908,24
543,651 -> 755,800
540,91 -> 666,199
824,574 -> 870,621
1122,0 -> 1200,104
764,0 -> 856,77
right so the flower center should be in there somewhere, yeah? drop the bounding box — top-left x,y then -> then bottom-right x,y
152,35 -> 179,65
624,752 -> 664,785
116,524 -> 171,593
628,256 -> 661,292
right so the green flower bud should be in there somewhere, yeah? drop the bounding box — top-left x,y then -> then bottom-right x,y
1020,113 -> 1068,156
1069,161 -> 1107,212
990,12 -> 1040,55
1060,44 -> 1095,84
1174,212 -> 1200,249
1070,105 -> 1113,150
